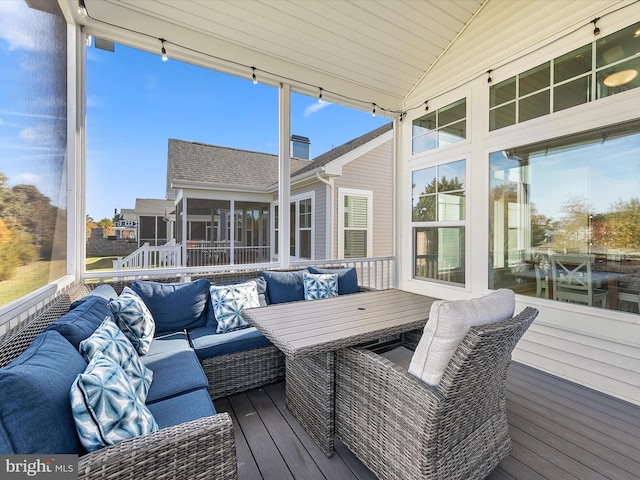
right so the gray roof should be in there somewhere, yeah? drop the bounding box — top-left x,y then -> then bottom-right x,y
167,122 -> 393,191
134,198 -> 174,215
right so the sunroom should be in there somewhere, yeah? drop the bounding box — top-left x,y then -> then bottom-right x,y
1,1 -> 639,479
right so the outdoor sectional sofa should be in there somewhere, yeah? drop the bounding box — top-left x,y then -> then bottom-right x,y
0,266 -> 360,480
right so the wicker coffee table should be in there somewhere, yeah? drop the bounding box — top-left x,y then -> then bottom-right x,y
242,288 -> 437,455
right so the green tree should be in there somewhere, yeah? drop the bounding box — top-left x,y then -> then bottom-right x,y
413,176 -> 464,221
551,195 -> 592,254
598,198 -> 640,249
97,218 -> 114,236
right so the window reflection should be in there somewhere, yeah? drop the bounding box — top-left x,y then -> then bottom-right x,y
489,120 -> 640,314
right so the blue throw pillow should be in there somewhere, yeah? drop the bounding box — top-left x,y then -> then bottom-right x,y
210,281 -> 261,333
308,266 -> 359,295
260,269 -> 308,304
71,353 -> 158,452
45,296 -> 112,350
131,279 -> 210,334
206,277 -> 268,328
303,272 -> 338,300
79,317 -> 153,401
109,287 -> 155,355
0,330 -> 87,454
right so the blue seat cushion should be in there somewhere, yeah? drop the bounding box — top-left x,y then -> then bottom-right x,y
147,389 -> 216,430
0,330 -> 87,454
189,326 -> 272,360
130,279 -> 210,334
45,296 -> 112,349
145,331 -> 192,358
260,269 -> 308,304
308,266 -> 359,295
141,349 -> 209,404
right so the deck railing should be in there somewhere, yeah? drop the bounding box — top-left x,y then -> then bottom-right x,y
113,241 -> 181,270
186,241 -> 270,266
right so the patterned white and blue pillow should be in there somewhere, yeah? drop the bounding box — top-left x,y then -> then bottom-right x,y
210,281 -> 260,333
109,287 -> 155,355
303,272 -> 338,300
79,317 -> 153,401
70,353 -> 158,452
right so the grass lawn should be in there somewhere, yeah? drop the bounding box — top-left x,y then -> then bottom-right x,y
0,257 -> 117,307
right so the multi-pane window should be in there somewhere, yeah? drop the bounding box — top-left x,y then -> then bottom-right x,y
273,196 -> 313,260
412,99 -> 467,154
490,21 -> 640,131
489,119 -> 640,315
0,1 -> 68,308
412,160 -> 466,284
340,191 -> 372,258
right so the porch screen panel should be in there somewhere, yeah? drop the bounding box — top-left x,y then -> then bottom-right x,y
0,1 -> 68,307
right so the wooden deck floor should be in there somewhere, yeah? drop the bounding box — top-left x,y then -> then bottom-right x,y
215,361 -> 640,480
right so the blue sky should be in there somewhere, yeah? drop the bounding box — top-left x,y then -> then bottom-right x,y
85,42 -> 391,221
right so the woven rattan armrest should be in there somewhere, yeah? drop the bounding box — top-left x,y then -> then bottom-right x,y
78,413 -> 237,480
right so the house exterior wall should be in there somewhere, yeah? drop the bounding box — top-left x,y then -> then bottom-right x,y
398,3 -> 640,405
333,139 -> 394,259
290,183 -> 327,260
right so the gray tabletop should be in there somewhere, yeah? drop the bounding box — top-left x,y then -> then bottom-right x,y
242,289 -> 438,358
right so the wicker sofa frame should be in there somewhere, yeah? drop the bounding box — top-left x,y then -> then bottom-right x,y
335,306 -> 538,480
0,270 -> 292,480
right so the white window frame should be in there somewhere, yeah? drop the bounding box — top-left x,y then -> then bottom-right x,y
272,192 -> 315,261
338,188 -> 373,259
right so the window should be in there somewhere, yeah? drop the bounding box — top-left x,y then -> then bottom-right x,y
0,1 -> 68,308
339,189 -> 372,258
490,21 -> 640,131
412,160 -> 466,284
412,99 -> 467,154
489,119 -> 640,315
273,195 -> 313,260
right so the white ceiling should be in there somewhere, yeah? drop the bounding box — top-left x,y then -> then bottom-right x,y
64,0 -> 485,114
62,0 -> 630,115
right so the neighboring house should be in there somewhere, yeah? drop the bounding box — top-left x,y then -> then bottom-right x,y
112,199 -> 174,247
166,123 -> 394,266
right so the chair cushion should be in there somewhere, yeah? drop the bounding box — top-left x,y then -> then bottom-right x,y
45,295 -> 112,349
70,284 -> 118,309
147,389 -> 216,430
260,269 -> 307,304
308,266 -> 359,295
142,350 -> 209,404
109,287 -> 155,355
408,289 -> 515,387
189,326 -> 272,359
209,281 -> 260,333
130,279 -> 210,334
79,317 -> 153,400
145,331 -> 192,358
71,353 -> 158,452
303,272 -> 338,300
0,330 -> 87,454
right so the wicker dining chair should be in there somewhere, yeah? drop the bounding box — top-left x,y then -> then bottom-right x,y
335,306 -> 538,480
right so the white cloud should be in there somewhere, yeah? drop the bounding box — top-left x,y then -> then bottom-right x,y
12,172 -> 39,185
304,101 -> 331,117
0,1 -> 52,51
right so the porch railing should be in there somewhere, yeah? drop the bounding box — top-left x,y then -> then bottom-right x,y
186,241 -> 270,266
113,241 -> 181,270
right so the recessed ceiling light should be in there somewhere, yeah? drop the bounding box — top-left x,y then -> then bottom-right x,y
603,69 -> 638,87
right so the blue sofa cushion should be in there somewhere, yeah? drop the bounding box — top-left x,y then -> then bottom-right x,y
0,330 -> 86,454
142,350 -> 209,404
260,269 -> 308,304
71,353 -> 158,452
109,287 -> 155,355
189,326 -> 272,360
70,284 -> 118,309
308,266 -> 359,295
147,389 -> 216,430
145,331 -> 192,358
131,279 -> 210,334
45,295 -> 112,349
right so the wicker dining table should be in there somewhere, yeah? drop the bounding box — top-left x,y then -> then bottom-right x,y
242,288 -> 438,456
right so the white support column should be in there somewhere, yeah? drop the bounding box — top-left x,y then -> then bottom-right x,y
70,24 -> 84,281
279,84 -> 291,268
